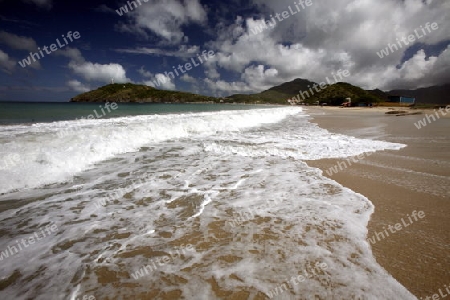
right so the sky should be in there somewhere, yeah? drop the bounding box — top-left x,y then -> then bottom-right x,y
0,0 -> 449,102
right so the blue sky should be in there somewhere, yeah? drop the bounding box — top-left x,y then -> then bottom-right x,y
0,0 -> 449,102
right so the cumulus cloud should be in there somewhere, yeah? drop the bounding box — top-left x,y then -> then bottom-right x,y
202,0 -> 450,94
144,73 -> 176,90
0,31 -> 38,51
57,47 -> 130,83
138,66 -> 153,78
181,73 -> 197,83
139,66 -> 176,90
55,47 -> 84,63
117,0 -> 207,44
66,80 -> 90,93
204,67 -> 220,79
0,50 -> 16,74
374,46 -> 450,90
241,65 -> 280,91
204,78 -> 252,94
69,61 -> 129,83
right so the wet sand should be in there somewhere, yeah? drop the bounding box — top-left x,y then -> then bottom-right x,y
305,107 -> 450,298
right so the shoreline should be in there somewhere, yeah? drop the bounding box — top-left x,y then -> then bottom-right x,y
305,107 -> 450,298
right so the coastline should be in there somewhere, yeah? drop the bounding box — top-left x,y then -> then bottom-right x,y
305,107 -> 450,298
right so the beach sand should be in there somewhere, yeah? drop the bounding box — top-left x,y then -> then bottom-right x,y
305,106 -> 450,298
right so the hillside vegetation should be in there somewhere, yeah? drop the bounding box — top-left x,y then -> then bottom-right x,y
70,81 -> 449,106
305,82 -> 381,105
227,79 -> 382,105
70,83 -> 217,103
227,78 -> 314,104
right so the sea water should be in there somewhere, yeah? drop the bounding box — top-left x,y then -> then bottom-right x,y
0,104 -> 415,299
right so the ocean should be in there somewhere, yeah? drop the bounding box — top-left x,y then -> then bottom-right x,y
0,103 -> 416,299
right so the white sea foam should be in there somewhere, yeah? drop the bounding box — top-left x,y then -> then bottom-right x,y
0,107 -> 415,299
0,107 -> 300,194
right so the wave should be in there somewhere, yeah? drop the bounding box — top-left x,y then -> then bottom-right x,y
0,107 -> 302,194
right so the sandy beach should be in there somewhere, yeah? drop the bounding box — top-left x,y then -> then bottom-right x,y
306,106 -> 450,298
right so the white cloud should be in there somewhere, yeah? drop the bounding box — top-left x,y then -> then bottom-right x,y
66,80 -> 90,93
57,47 -> 130,84
204,64 -> 281,93
201,0 -> 449,94
56,47 -> 84,63
205,67 -> 220,79
373,46 -> 450,90
69,61 -> 129,83
0,50 -> 16,74
138,66 -> 153,78
143,73 -> 176,90
241,65 -> 280,91
118,0 -> 207,45
139,66 -> 176,90
204,78 -> 252,93
181,73 -> 197,83
0,31 -> 38,51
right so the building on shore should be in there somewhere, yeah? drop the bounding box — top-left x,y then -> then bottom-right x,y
387,95 -> 416,105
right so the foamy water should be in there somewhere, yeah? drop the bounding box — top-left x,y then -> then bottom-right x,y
0,107 -> 415,299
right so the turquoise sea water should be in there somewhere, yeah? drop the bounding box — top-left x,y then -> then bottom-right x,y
0,102 -> 263,125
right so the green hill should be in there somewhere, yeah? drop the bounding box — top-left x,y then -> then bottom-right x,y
306,82 -> 381,105
70,80 -> 446,106
368,88 -> 389,102
70,83 -> 217,103
226,78 -> 315,104
226,79 -> 382,105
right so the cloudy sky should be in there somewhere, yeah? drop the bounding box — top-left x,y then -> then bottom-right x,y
0,0 -> 449,101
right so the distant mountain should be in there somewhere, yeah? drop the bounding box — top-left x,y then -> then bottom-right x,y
227,79 -> 382,105
267,78 -> 316,95
70,83 -> 217,103
301,82 -> 381,105
226,78 -> 316,104
388,84 -> 450,105
72,82 -> 449,106
227,78 -> 450,105
367,89 -> 389,102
